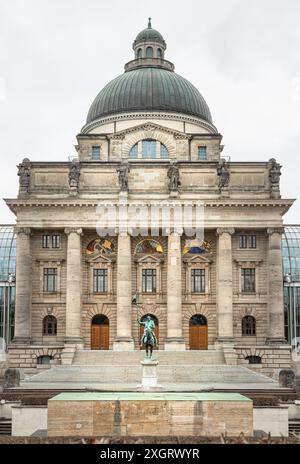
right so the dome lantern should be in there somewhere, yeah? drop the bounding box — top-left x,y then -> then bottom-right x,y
133,18 -> 166,60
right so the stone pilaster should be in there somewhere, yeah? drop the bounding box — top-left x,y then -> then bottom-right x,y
165,229 -> 185,350
266,228 -> 286,344
64,228 -> 83,345
216,228 -> 235,343
12,228 -> 32,344
113,231 -> 134,350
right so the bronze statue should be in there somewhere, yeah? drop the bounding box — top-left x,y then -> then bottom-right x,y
217,160 -> 230,189
117,162 -> 130,191
167,162 -> 181,191
269,158 -> 281,185
137,316 -> 157,358
69,159 -> 81,188
17,158 -> 31,192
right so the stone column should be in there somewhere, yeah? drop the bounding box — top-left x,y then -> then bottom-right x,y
266,228 -> 286,344
165,229 -> 185,350
64,228 -> 83,345
113,231 -> 134,350
216,228 -> 235,342
13,228 -> 32,344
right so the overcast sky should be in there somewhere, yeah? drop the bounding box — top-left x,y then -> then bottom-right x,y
0,0 -> 299,224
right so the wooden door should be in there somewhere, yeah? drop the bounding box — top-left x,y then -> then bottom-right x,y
91,324 -> 109,350
189,325 -> 208,350
139,323 -> 159,349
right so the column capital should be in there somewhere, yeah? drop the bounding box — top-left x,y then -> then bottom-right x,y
14,227 -> 32,236
169,227 -> 184,236
64,228 -> 83,236
216,227 -> 235,236
266,227 -> 284,236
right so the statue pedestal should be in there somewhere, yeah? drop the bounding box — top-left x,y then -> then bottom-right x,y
137,359 -> 163,391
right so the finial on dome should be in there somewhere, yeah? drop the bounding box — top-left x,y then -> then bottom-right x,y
148,17 -> 152,29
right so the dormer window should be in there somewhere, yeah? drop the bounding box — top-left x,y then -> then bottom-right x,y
92,146 -> 101,160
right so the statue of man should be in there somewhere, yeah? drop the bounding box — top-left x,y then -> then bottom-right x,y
167,162 -> 181,191
269,158 -> 281,185
69,159 -> 81,188
117,162 -> 130,191
17,158 -> 31,191
217,160 -> 230,189
137,315 -> 157,347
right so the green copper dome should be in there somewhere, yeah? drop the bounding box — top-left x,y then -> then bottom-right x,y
86,21 -> 212,125
87,67 -> 212,124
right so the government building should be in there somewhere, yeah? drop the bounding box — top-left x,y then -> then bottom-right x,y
2,21 -> 297,376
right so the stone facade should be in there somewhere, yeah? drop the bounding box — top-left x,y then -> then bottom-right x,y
4,23 -> 294,376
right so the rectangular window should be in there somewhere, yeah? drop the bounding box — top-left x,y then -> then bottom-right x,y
142,269 -> 156,293
198,146 -> 207,160
248,235 -> 257,249
42,235 -> 51,249
93,269 -> 108,293
91,146 -> 101,160
241,268 -> 256,293
52,235 -> 61,249
191,269 -> 206,293
43,268 -> 57,293
142,140 -> 156,159
239,235 -> 248,249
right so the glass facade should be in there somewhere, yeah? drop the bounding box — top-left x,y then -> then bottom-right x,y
283,226 -> 300,344
0,226 -> 16,349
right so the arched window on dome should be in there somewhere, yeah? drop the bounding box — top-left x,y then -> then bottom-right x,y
129,140 -> 169,160
137,48 -> 142,59
146,46 -> 153,58
157,48 -> 162,59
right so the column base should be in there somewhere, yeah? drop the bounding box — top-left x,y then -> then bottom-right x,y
113,337 -> 134,351
11,337 -> 32,345
164,338 -> 186,351
266,337 -> 287,346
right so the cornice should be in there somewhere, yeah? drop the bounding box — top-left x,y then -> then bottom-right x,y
106,122 -> 192,140
81,111 -> 219,135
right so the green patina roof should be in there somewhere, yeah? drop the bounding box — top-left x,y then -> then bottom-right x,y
134,18 -> 165,45
87,67 -> 212,124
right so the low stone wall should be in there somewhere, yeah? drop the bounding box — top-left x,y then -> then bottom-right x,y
8,345 -> 64,369
48,392 -> 253,437
235,345 -> 291,377
11,405 -> 48,436
253,406 -> 289,437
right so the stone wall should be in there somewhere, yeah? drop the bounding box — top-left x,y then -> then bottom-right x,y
235,346 -> 292,377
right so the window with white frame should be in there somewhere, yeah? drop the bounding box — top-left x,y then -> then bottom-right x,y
191,269 -> 206,293
93,269 -> 108,293
142,269 -> 157,293
241,268 -> 256,293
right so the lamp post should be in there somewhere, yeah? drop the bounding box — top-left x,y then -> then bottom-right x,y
3,273 -> 15,351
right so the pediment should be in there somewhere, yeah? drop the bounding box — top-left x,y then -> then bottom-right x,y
183,254 -> 213,264
108,122 -> 190,140
86,254 -> 115,264
135,254 -> 164,264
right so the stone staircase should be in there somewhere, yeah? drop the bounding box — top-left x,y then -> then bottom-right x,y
72,349 -> 226,366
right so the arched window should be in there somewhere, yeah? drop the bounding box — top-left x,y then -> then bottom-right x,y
37,355 -> 53,365
43,315 -> 57,336
245,355 -> 262,365
146,47 -> 153,58
157,48 -> 162,59
242,316 -> 256,336
137,48 -> 142,59
189,314 -> 207,327
129,140 -> 169,160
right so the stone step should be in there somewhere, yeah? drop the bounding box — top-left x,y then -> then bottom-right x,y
22,364 -> 276,386
72,350 -> 225,366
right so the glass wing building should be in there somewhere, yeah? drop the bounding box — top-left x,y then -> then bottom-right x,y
0,224 -> 299,350
0,225 -> 16,350
283,226 -> 300,344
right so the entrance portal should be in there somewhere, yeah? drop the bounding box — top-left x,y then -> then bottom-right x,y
139,314 -> 159,349
189,314 -> 208,350
91,315 -> 109,350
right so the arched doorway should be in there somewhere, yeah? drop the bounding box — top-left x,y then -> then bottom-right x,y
189,314 -> 208,350
91,315 -> 109,350
139,314 -> 159,350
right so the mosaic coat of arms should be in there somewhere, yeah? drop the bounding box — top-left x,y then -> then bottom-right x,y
86,238 -> 115,257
